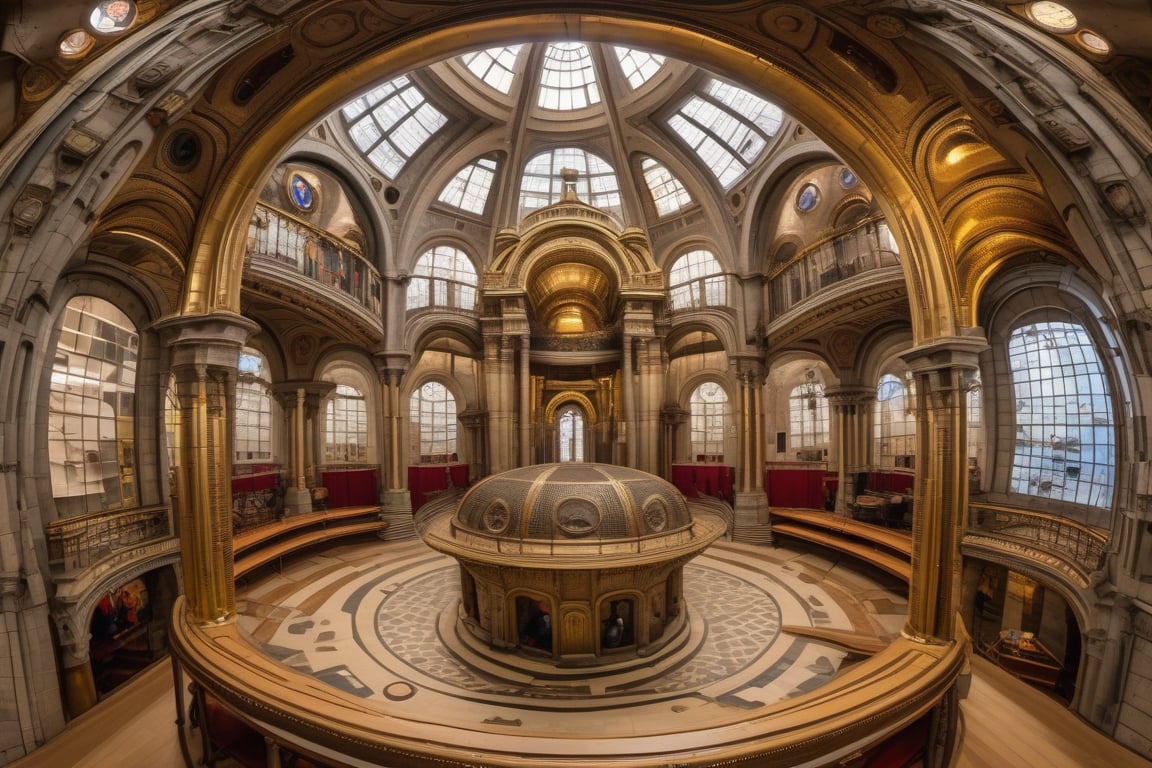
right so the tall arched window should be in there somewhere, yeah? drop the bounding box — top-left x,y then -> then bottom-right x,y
406,245 -> 478,311
1009,321 -> 1114,507
558,406 -> 585,462
689,382 -> 728,461
164,374 -> 180,480
518,147 -> 622,219
410,381 -> 457,462
325,384 -> 368,464
874,373 -> 916,468
235,348 -> 274,463
48,296 -> 139,516
669,250 -> 726,310
789,376 -> 829,459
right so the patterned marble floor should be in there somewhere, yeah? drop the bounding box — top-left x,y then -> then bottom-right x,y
235,538 -> 907,735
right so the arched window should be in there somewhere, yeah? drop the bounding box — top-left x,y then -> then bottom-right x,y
669,249 -> 726,310
340,75 -> 446,178
48,296 -> 139,516
967,370 -> 984,490
438,157 -> 498,215
1008,321 -> 1114,507
235,348 -> 274,462
641,157 -> 692,216
789,378 -> 829,458
558,406 -> 585,462
325,384 -> 368,464
410,381 -> 457,462
874,373 -> 916,468
407,245 -> 478,311
518,147 -> 621,219
690,382 -> 728,461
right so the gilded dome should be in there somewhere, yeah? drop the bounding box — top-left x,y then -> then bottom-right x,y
454,463 -> 692,542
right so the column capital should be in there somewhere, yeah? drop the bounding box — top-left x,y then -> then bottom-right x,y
272,380 -> 336,411
154,311 -> 260,368
900,334 -> 987,374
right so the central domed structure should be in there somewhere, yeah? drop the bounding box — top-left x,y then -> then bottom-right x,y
418,463 -> 726,665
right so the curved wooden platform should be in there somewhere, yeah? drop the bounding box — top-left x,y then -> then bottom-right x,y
769,508 -> 912,582
233,506 -> 386,578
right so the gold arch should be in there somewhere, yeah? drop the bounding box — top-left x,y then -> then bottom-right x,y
172,9 -> 981,343
544,392 -> 598,425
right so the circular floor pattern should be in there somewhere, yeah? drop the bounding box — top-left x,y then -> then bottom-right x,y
236,538 -> 907,734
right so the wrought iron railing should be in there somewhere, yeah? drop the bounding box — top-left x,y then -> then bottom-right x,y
46,505 -> 173,572
967,502 -> 1108,576
247,204 -> 382,315
769,217 -> 901,315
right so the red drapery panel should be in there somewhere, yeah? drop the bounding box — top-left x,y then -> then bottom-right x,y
408,464 -> 469,511
764,463 -> 826,509
321,467 -> 379,508
670,464 -> 733,504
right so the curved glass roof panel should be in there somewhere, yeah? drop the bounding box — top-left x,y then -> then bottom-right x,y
341,75 -> 447,178
668,78 -> 784,188
519,147 -> 621,217
538,43 -> 601,111
460,46 -> 522,94
438,157 -> 498,215
614,47 -> 666,89
641,157 -> 693,216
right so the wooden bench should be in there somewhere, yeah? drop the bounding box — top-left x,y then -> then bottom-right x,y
769,507 -> 912,582
233,506 -> 386,578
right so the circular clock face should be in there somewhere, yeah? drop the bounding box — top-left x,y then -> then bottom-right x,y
1027,2 -> 1077,33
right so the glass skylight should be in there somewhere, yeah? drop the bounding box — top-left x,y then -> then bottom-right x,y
519,148 -> 622,217
460,46 -> 522,94
538,43 -> 601,111
668,78 -> 783,188
641,157 -> 692,216
438,158 -> 498,215
614,47 -> 666,89
341,75 -> 447,178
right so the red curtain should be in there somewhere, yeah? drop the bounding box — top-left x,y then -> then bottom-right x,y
764,465 -> 826,509
670,464 -> 734,504
321,467 -> 379,507
408,464 -> 469,511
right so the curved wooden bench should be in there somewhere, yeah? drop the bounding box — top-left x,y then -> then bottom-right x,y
234,506 -> 386,578
768,508 -> 912,582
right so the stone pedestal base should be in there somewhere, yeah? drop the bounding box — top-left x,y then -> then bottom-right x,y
284,487 -> 312,516
380,489 -> 415,539
732,490 -> 772,545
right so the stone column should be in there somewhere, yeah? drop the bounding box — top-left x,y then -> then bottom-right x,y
901,336 -> 985,643
636,337 -> 664,475
157,312 -> 258,625
732,359 -> 769,540
372,357 -> 411,532
825,387 -> 874,515
273,382 -> 334,515
520,334 -> 532,468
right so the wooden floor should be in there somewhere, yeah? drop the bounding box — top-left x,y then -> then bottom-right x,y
10,655 -> 1151,768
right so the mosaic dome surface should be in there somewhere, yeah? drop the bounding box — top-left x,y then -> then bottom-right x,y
454,463 -> 692,542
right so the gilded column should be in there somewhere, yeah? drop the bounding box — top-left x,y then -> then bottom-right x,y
520,334 -> 531,468
622,334 -> 635,468
157,312 -> 258,625
901,336 -> 985,642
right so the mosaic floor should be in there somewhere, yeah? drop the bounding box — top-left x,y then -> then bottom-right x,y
235,538 -> 907,735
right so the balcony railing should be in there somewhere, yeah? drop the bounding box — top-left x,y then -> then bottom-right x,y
46,505 -> 173,573
668,273 -> 736,314
769,217 -> 901,316
967,502 -> 1108,579
247,204 -> 382,315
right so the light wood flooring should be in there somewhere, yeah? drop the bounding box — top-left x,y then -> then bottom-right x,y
10,654 -> 1151,768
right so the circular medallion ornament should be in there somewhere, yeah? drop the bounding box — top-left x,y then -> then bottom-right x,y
288,173 -> 315,211
1026,1 -> 1077,33
796,183 -> 820,213
165,130 -> 200,170
482,501 -> 510,534
1076,29 -> 1112,57
644,498 -> 668,532
839,167 -> 858,189
555,497 -> 601,537
89,1 -> 137,35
